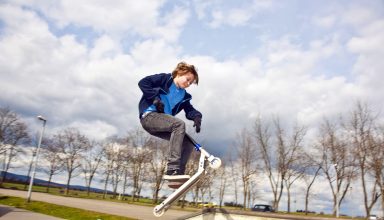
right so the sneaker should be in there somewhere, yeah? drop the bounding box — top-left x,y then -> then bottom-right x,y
164,169 -> 190,180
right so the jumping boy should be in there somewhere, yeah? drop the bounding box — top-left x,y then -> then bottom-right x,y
138,62 -> 202,181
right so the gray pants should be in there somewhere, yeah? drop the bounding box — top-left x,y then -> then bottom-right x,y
140,112 -> 194,173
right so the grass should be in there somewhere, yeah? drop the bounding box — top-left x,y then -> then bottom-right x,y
0,195 -> 137,220
2,182 -> 155,205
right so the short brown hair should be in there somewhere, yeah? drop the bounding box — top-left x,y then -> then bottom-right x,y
172,62 -> 199,85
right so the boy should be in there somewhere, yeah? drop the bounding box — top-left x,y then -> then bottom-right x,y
138,62 -> 202,181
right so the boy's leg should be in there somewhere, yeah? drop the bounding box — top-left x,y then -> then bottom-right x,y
179,137 -> 195,174
153,132 -> 194,175
140,113 -> 187,175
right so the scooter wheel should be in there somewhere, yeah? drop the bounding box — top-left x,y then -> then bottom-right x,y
153,207 -> 165,217
209,157 -> 222,169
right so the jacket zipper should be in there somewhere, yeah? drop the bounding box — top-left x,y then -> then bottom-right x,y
173,97 -> 191,115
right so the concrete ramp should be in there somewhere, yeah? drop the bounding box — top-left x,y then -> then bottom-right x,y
179,208 -> 340,220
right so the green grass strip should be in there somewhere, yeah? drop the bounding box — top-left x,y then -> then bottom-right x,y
0,195 -> 137,220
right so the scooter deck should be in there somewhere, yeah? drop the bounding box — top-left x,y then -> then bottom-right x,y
154,169 -> 205,215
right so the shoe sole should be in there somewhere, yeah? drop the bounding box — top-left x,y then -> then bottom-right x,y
168,182 -> 184,189
168,179 -> 188,189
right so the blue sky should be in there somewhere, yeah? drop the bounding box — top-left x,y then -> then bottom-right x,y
1,0 -> 384,217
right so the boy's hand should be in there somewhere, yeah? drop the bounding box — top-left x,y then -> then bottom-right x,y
153,99 -> 164,113
193,116 -> 201,133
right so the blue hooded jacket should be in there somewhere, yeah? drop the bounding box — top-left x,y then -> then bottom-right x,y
138,73 -> 202,120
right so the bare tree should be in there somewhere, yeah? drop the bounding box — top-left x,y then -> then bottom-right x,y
54,128 -> 89,195
101,137 -> 118,199
301,152 -> 322,215
280,123 -> 307,213
253,116 -> 292,211
0,107 -> 30,185
345,102 -> 381,217
99,136 -> 128,199
234,128 -> 257,209
368,126 -> 384,218
249,178 -> 261,208
318,118 -> 357,216
110,144 -> 127,199
118,138 -> 131,201
147,137 -> 168,204
254,116 -> 282,210
206,169 -> 219,205
121,163 -> 130,200
81,140 -> 104,196
217,157 -> 228,207
127,128 -> 151,202
188,151 -> 201,205
41,137 -> 63,192
228,149 -> 240,207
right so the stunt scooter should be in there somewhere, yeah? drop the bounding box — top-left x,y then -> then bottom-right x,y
153,134 -> 222,217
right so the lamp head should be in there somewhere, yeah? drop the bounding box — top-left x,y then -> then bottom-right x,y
37,115 -> 46,121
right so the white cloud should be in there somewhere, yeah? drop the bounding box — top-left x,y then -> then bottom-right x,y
44,0 -> 163,33
312,15 -> 336,29
347,19 -> 384,108
213,8 -> 253,27
192,0 -> 214,20
184,34 -> 356,145
341,6 -> 377,27
8,0 -> 189,43
196,0 -> 275,28
89,35 -> 122,60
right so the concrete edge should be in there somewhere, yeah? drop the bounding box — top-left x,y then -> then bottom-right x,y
177,208 -> 342,220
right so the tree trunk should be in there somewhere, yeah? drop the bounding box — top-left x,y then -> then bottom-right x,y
1,148 -> 13,185
122,170 -> 128,200
65,172 -> 72,195
305,167 -> 321,215
275,175 -> 284,211
219,178 -> 226,207
382,189 -> 384,219
242,179 -> 248,210
112,174 -> 119,199
46,173 -> 53,193
305,189 -> 309,215
86,175 -> 94,196
103,172 -> 110,199
287,184 -> 291,213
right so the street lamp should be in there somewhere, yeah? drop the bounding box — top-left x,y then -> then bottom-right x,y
334,163 -> 339,218
26,115 -> 47,202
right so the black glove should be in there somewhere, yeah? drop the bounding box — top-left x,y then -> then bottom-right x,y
153,98 -> 164,113
193,116 -> 202,133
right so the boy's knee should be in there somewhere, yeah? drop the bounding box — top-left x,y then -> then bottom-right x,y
173,119 -> 185,131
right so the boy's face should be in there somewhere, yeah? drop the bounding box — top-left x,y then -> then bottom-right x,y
175,72 -> 195,89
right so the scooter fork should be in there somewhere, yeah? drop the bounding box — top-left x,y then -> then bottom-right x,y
153,135 -> 221,217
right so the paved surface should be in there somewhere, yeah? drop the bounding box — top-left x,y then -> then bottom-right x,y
0,188 -> 192,220
0,204 -> 64,220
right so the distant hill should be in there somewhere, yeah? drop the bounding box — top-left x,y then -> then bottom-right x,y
0,171 -> 110,194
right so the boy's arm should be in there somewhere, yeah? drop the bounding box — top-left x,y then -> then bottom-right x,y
183,101 -> 202,120
138,73 -> 167,102
184,102 -> 202,133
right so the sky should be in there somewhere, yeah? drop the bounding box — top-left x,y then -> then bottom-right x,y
1,0 -> 384,217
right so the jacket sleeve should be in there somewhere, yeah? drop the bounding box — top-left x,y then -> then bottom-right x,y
183,101 -> 202,120
138,73 -> 167,102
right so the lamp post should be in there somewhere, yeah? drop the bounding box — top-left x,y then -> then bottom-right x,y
26,115 -> 46,202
